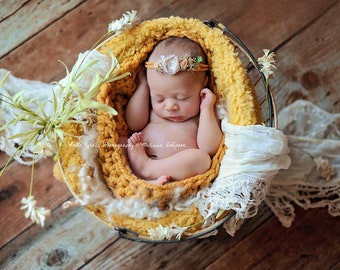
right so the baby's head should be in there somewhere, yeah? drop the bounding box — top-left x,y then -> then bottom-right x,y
145,37 -> 209,122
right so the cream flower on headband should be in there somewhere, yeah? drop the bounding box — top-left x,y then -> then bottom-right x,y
160,55 -> 180,75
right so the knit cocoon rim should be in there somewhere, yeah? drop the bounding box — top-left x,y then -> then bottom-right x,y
55,16 -> 261,237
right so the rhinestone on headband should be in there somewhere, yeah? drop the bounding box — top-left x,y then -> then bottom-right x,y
145,54 -> 208,75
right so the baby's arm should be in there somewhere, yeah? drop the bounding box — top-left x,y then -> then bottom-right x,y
125,69 -> 150,131
197,88 -> 223,156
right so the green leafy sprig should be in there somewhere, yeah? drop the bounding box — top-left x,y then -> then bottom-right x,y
1,49 -> 128,169
0,9 -> 137,227
0,48 -> 130,225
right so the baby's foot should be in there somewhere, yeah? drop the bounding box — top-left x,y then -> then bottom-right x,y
127,132 -> 149,177
148,175 -> 171,185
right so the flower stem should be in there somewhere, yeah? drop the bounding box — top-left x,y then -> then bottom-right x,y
0,145 -> 23,177
0,155 -> 14,176
29,152 -> 36,197
265,78 -> 270,126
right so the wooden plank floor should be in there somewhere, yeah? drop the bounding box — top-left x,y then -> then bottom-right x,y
1,0 -> 339,269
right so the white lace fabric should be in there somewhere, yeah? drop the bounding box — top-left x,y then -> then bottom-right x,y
196,120 -> 291,235
265,100 -> 340,228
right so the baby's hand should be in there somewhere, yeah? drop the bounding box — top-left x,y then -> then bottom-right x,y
200,88 -> 216,110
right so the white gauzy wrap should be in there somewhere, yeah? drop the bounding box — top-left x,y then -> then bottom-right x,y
196,120 -> 291,235
0,70 -> 54,164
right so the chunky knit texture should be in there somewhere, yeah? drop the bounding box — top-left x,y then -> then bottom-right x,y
55,16 -> 261,237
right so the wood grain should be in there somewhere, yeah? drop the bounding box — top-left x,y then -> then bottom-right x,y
272,0 -> 340,113
0,157 -> 70,248
0,0 -> 29,20
0,0 -> 85,58
0,0 -> 171,81
0,0 -> 339,269
81,205 -> 273,270
0,206 -> 118,269
220,0 -> 339,55
206,208 -> 340,270
0,0 -> 171,249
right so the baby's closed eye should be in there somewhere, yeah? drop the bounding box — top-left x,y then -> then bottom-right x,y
151,94 -> 164,103
177,96 -> 190,101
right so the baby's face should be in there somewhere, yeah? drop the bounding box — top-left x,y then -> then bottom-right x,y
147,69 -> 207,122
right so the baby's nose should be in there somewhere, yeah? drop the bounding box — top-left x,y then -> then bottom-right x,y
165,100 -> 179,111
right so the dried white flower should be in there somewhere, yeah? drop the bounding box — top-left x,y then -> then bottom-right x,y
148,223 -> 188,241
34,141 -> 54,158
107,10 -> 137,33
314,157 -> 336,181
258,49 -> 276,79
21,196 -> 51,226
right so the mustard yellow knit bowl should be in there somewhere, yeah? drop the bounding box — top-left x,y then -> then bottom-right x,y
55,16 -> 274,242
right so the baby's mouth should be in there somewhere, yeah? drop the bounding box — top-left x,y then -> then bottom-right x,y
168,116 -> 184,122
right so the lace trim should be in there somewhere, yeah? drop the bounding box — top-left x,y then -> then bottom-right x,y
195,119 -> 291,235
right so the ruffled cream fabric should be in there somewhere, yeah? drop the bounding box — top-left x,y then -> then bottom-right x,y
196,120 -> 291,235
265,100 -> 340,227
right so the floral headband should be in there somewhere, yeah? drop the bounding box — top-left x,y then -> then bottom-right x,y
145,54 -> 208,75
